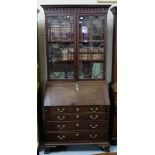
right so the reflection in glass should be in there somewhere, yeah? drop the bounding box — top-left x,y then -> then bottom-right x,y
79,62 -> 103,79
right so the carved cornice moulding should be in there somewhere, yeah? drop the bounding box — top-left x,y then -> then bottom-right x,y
110,6 -> 117,15
41,5 -> 111,14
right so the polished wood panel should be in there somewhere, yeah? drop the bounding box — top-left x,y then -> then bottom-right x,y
45,81 -> 110,106
112,112 -> 117,140
111,6 -> 117,83
109,82 -> 117,144
109,6 -> 117,145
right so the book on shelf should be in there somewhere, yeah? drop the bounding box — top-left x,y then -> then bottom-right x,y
79,53 -> 104,61
61,48 -> 74,61
79,48 -> 104,53
50,27 -> 73,42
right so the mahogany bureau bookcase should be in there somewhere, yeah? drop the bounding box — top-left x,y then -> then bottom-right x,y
41,5 -> 111,153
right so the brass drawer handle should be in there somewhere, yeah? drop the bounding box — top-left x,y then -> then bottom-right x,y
76,107 -> 80,112
57,115 -> 66,120
89,124 -> 98,129
57,108 -> 65,113
57,124 -> 66,129
90,107 -> 98,113
76,115 -> 79,119
90,115 -> 98,120
89,134 -> 98,139
57,135 -> 66,140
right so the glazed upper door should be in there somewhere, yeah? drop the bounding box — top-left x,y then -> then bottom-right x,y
47,15 -> 75,80
46,14 -> 106,80
77,15 -> 105,80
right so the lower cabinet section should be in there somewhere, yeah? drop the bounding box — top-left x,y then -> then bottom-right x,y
44,105 -> 110,153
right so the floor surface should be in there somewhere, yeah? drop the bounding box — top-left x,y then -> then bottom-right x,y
39,145 -> 117,155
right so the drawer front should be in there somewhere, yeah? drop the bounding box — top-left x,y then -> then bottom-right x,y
46,113 -> 109,121
46,121 -> 109,131
45,106 -> 109,114
46,131 -> 108,143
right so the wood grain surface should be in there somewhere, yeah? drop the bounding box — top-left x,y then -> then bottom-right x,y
44,81 -> 110,106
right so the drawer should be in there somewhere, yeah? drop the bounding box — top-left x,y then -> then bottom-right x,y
46,113 -> 109,121
75,106 -> 109,113
46,130 -> 108,143
46,121 -> 109,131
45,106 -> 72,114
45,105 -> 109,114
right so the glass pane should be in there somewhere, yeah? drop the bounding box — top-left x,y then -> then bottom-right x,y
78,15 -> 105,79
79,62 -> 104,79
47,16 -> 74,79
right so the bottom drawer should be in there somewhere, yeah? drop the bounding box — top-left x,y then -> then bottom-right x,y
46,131 -> 108,143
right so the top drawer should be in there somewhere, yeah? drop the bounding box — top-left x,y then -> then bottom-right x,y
45,105 -> 109,114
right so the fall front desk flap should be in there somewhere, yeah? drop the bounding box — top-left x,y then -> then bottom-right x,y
44,81 -> 110,106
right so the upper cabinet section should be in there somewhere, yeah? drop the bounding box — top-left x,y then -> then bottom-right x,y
42,5 -> 111,81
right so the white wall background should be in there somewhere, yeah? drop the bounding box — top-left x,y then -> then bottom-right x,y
37,0 -> 117,95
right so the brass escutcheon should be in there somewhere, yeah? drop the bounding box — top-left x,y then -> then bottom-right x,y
76,123 -> 79,127
76,115 -> 79,119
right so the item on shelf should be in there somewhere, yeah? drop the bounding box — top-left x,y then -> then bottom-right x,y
66,72 -> 74,79
92,63 -> 103,78
79,72 -> 84,79
79,48 -> 104,53
82,26 -> 89,42
51,27 -> 61,41
50,72 -> 65,79
101,53 -> 104,60
68,48 -> 74,53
